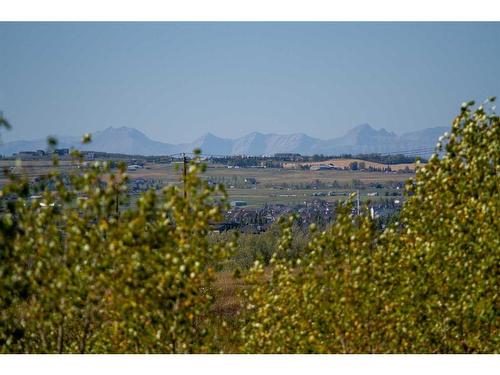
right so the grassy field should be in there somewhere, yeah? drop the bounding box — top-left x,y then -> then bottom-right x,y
128,163 -> 411,207
1,159 -> 412,207
221,187 -> 400,207
132,163 -> 413,186
0,159 -> 80,186
202,165 -> 413,184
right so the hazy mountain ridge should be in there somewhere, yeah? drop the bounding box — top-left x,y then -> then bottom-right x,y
0,124 -> 448,157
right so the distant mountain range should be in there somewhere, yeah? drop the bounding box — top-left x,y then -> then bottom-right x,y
0,124 -> 448,157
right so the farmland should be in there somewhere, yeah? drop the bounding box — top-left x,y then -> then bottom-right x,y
296,158 -> 419,172
1,158 -> 414,208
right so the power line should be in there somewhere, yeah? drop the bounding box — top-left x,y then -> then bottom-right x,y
154,145 -> 439,160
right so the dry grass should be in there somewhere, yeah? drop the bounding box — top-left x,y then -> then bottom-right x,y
210,269 -> 272,353
298,158 -> 422,171
208,271 -> 245,352
1,159 -> 414,186
0,160 -> 78,186
212,271 -> 246,320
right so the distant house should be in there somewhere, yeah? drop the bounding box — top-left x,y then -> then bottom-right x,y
127,164 -> 143,171
54,148 -> 70,156
18,151 -> 38,157
310,165 -> 334,171
274,153 -> 302,161
213,221 -> 239,232
244,177 -> 257,184
16,150 -> 46,158
230,200 -> 247,207
82,151 -> 95,160
312,191 -> 327,197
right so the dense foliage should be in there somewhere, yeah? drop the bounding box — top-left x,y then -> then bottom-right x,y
0,100 -> 498,353
214,223 -> 310,270
0,145 -> 233,353
240,99 -> 499,353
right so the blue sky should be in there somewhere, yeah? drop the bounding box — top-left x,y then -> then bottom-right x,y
0,22 -> 499,143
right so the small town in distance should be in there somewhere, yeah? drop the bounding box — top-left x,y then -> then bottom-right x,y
0,148 -> 419,234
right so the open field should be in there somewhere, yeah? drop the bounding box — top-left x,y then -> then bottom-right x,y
203,165 -> 413,183
132,163 -> 413,185
1,159 -> 415,183
221,187 -> 400,207
298,158 -> 420,171
1,159 -> 413,207
132,163 -> 412,206
0,159 -> 80,186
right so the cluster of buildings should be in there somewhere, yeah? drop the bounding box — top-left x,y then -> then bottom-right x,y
9,149 -> 100,160
221,200 -> 336,233
14,148 -> 70,158
218,197 -> 403,234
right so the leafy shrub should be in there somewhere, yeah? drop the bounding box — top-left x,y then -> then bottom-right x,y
0,142 -> 234,353
240,99 -> 499,353
214,223 -> 310,270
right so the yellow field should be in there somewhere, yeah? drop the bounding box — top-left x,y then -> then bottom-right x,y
284,158 -> 421,171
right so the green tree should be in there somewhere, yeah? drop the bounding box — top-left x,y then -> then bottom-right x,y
0,135 -> 234,353
389,98 -> 499,352
240,99 -> 499,353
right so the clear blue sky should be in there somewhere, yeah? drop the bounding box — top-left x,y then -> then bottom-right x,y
0,22 -> 499,143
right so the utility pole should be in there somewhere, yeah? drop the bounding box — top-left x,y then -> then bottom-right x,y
182,153 -> 187,199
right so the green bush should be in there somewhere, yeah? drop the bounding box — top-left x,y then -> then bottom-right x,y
0,142 -> 234,353
214,223 -> 310,270
240,99 -> 499,353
